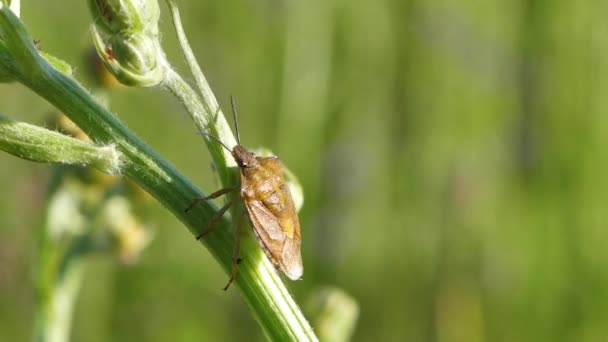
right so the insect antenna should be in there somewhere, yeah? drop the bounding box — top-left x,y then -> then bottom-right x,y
230,95 -> 241,145
198,130 -> 232,153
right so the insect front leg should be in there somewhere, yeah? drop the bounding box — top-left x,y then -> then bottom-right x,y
196,200 -> 234,240
184,186 -> 239,213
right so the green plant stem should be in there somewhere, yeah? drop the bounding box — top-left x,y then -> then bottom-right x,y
161,68 -> 237,186
0,6 -> 316,341
164,0 -> 219,116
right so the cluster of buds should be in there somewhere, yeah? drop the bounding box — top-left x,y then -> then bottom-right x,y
87,0 -> 165,86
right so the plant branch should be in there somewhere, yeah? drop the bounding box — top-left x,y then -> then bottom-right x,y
0,5 -> 316,341
164,0 -> 219,116
0,114 -> 122,174
161,68 -> 237,186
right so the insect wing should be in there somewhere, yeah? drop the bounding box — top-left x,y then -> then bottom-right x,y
245,192 -> 303,280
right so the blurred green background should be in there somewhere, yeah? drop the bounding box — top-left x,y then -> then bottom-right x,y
1,0 -> 608,341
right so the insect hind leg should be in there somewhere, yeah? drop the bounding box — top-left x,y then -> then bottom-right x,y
223,211 -> 247,291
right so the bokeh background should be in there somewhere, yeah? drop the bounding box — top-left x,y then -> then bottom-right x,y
1,0 -> 608,341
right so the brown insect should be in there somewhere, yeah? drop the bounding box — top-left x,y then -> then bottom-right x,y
186,97 -> 303,290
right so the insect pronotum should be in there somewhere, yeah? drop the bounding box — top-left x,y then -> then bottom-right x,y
186,97 -> 303,290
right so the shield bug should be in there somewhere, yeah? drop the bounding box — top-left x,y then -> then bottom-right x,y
186,97 -> 303,290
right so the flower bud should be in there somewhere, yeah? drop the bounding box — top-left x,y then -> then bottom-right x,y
92,26 -> 165,86
87,0 -> 160,36
84,45 -> 123,89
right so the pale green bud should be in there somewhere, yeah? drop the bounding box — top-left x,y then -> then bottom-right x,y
39,51 -> 73,76
92,26 -> 165,87
87,0 -> 160,36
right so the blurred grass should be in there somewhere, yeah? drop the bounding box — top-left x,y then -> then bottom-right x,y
1,0 -> 607,341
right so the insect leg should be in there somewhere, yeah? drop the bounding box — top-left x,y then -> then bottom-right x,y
185,186 -> 238,213
223,211 -> 247,291
196,200 -> 233,240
